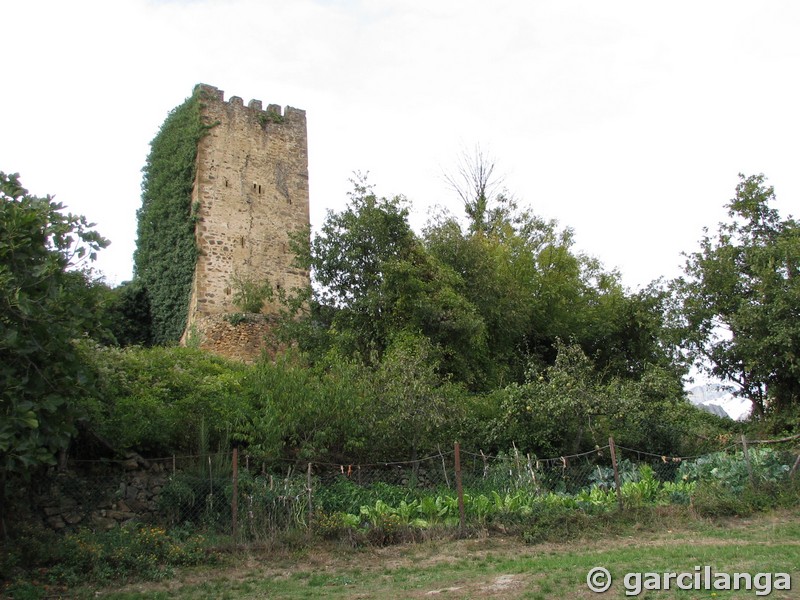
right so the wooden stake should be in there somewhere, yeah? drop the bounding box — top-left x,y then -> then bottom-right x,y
231,447 -> 239,539
609,436 -> 623,510
208,456 -> 213,511
438,444 -> 451,489
741,434 -> 755,487
790,453 -> 800,480
307,462 -> 313,528
454,442 -> 465,530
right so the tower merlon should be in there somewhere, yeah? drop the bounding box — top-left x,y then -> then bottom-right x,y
194,84 -> 303,124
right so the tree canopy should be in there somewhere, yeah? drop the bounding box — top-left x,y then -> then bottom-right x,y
676,173 -> 800,417
0,172 -> 108,475
289,172 -> 681,395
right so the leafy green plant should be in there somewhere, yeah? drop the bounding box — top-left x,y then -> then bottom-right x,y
661,480 -> 695,505
1,172 -> 109,477
230,273 -> 273,313
677,448 -> 793,493
313,510 -> 357,539
223,312 -> 253,326
76,344 -> 248,455
574,485 -> 616,509
40,524 -> 210,586
257,111 -> 284,126
621,465 -> 662,507
465,493 -> 494,525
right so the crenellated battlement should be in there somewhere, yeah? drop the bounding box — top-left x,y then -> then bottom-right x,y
194,83 -> 305,124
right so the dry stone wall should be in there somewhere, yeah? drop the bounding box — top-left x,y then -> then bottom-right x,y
188,314 -> 280,363
35,457 -> 171,531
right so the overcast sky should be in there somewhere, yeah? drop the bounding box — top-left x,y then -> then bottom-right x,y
3,0 -> 799,289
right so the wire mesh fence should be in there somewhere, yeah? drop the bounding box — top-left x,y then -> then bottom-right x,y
17,435 -> 799,541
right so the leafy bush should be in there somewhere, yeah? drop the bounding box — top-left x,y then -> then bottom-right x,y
678,448 -> 793,493
65,525 -> 208,582
317,479 -> 424,514
76,344 -> 248,455
521,505 -> 591,544
230,273 -> 273,313
1,524 -> 213,595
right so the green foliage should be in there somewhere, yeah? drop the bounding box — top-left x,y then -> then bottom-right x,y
76,344 -> 248,455
55,524 -> 209,583
677,447 -> 794,492
677,447 -> 800,516
675,173 -> 800,417
0,172 -> 108,476
424,199 -> 679,388
294,171 -> 681,395
305,453 -> 794,547
289,176 -> 489,384
290,175 -> 415,361
366,332 -> 456,459
96,279 -> 153,346
489,342 -> 697,456
315,479 -> 416,515
234,351 -> 373,461
134,87 -> 209,344
257,111 -> 284,126
274,169 -> 697,459
33,524 -> 209,589
690,477 -> 800,517
229,272 -> 273,313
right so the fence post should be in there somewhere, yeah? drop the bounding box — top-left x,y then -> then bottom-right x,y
454,442 -> 465,530
231,446 -> 239,540
208,456 -> 213,512
609,436 -> 623,510
0,469 -> 6,542
741,434 -> 755,487
307,462 -> 313,530
791,454 -> 800,480
437,445 -> 451,489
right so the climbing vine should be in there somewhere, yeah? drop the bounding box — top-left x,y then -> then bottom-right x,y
134,88 -> 209,344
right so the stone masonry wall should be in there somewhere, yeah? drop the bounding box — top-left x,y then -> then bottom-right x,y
188,314 -> 280,363
35,457 -> 171,532
182,84 -> 310,359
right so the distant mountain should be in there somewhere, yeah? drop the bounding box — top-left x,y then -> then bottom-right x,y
687,384 -> 752,421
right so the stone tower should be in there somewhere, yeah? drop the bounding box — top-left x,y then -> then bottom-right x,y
183,84 -> 310,360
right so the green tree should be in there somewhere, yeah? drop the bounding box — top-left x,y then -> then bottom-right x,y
232,349 -> 373,462
367,332 -> 454,461
0,172 -> 108,476
425,188 -> 677,387
490,342 -> 700,457
90,279 -> 153,347
676,174 -> 800,418
291,175 -> 487,382
76,344 -> 246,455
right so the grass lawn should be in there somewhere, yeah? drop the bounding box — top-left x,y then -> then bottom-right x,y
72,507 -> 800,600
